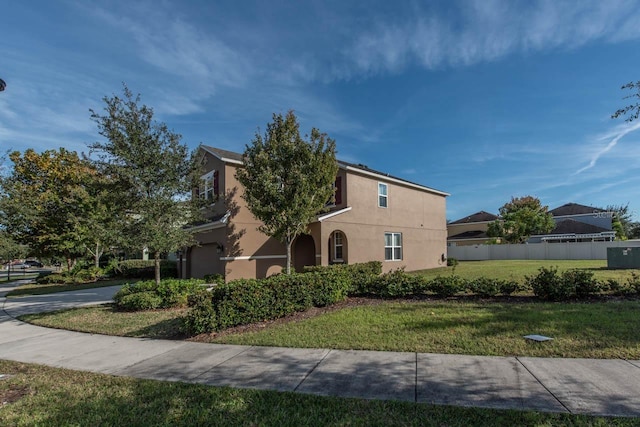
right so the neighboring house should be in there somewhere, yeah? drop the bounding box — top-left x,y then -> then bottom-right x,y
447,211 -> 500,247
528,203 -> 615,243
179,145 -> 449,281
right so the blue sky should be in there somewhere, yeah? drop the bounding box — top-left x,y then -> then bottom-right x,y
2,0 -> 640,221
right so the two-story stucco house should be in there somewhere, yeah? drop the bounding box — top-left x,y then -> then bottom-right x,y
179,145 -> 449,281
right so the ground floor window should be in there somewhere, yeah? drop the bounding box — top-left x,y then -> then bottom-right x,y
384,232 -> 402,261
333,231 -> 344,261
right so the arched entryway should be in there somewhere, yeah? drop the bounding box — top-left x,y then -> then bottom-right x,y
293,234 -> 316,272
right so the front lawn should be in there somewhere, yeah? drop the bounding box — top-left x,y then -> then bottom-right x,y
414,260 -> 637,283
21,298 -> 640,359
0,359 -> 632,426
5,278 -> 131,298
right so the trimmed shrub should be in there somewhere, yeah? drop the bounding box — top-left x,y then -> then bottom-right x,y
115,259 -> 178,279
184,290 -> 217,335
628,272 -> 640,294
468,277 -> 501,297
499,280 -> 522,296
117,291 -> 162,311
36,273 -> 74,285
428,275 -> 467,297
304,261 -> 382,295
113,278 -> 205,311
364,269 -> 430,298
528,267 -> 603,301
203,273 -> 225,285
185,270 -> 352,334
446,257 -> 459,268
564,269 -> 601,298
527,267 -> 571,301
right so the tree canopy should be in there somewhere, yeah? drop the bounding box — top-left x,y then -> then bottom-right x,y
236,111 -> 338,274
89,84 -> 199,284
0,148 -> 112,270
611,81 -> 640,122
487,196 -> 555,244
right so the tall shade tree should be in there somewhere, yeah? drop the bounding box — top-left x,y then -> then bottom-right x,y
236,111 -> 338,274
611,81 -> 640,122
487,196 -> 555,244
89,84 -> 199,285
0,148 -> 109,270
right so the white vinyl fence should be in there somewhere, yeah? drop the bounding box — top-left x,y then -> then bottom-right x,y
447,240 -> 640,261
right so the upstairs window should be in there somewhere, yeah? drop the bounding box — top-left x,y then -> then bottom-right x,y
199,170 -> 219,202
384,232 -> 402,261
378,182 -> 388,208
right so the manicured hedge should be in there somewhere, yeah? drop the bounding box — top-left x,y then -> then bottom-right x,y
185,270 -> 354,334
114,278 -> 206,311
114,260 -> 178,279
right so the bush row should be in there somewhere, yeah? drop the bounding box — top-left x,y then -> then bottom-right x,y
114,278 -> 206,311
36,266 -> 104,285
358,269 -> 522,298
526,267 -> 640,301
185,270 -> 353,334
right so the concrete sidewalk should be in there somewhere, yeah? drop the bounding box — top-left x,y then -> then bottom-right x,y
1,283 -> 639,417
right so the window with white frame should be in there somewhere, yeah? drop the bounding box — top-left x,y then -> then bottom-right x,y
199,170 -> 218,202
384,232 -> 402,261
333,231 -> 344,261
378,182 -> 388,208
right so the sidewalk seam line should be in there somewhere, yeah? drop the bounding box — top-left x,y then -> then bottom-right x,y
516,356 -> 572,414
621,358 -> 640,370
293,348 -> 331,392
192,345 -> 255,381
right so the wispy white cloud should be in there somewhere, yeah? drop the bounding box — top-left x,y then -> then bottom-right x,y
574,121 -> 640,175
342,0 -> 640,77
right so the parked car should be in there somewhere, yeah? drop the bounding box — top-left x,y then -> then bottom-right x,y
24,260 -> 43,268
6,262 -> 30,270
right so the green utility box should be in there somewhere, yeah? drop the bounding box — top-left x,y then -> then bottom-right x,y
607,247 -> 640,269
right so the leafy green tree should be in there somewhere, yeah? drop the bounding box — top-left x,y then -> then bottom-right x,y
487,196 -> 555,244
89,84 -> 199,285
605,204 -> 632,240
612,81 -> 640,122
236,111 -> 338,274
0,148 -> 110,270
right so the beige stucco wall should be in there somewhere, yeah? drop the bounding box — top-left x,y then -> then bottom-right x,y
321,170 -> 447,272
189,151 -> 448,279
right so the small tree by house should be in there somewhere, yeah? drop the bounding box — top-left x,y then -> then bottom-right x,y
89,84 -> 200,285
236,111 -> 338,274
487,196 -> 555,244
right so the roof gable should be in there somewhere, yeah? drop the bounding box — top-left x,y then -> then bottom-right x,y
549,203 -> 604,217
449,211 -> 499,225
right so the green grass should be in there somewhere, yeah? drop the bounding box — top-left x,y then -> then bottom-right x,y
414,260 -> 638,283
22,299 -> 640,359
0,359 -> 632,426
207,299 -> 640,359
5,278 -> 131,298
21,304 -> 189,339
0,272 -> 39,283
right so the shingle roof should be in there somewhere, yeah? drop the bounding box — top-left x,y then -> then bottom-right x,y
448,230 -> 490,240
200,145 -> 448,196
449,211 -> 499,225
201,145 -> 243,162
549,218 -> 610,235
549,203 -> 605,217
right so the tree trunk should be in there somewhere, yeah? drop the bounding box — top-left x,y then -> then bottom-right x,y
286,238 -> 292,275
66,257 -> 73,272
94,242 -> 100,269
154,251 -> 161,286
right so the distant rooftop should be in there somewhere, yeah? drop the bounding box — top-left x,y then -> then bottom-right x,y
449,211 -> 499,225
549,203 -> 605,217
